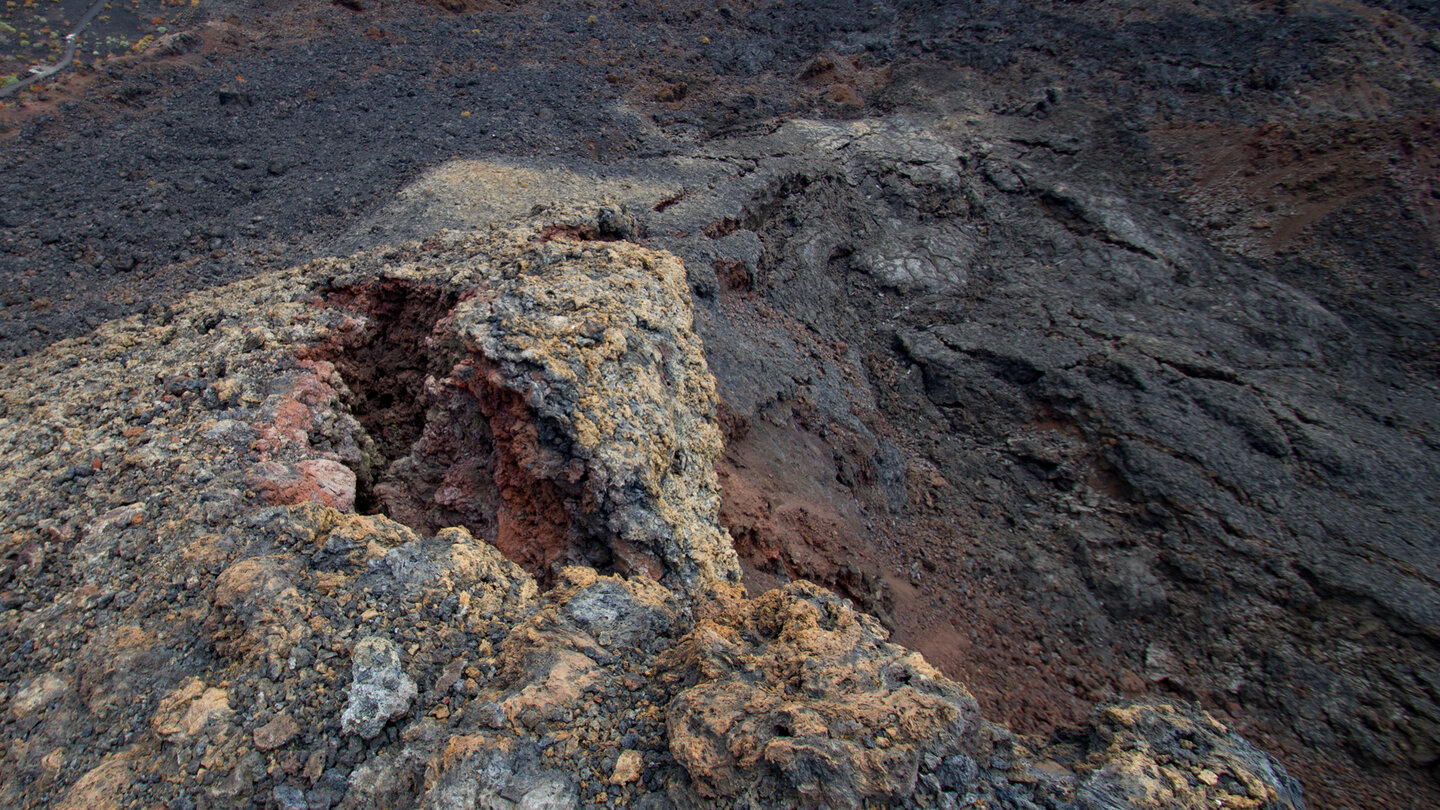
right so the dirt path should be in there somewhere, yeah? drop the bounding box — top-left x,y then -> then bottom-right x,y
0,0 -> 107,99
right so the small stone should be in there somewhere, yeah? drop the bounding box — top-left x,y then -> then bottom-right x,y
303,749 -> 326,781
340,636 -> 417,739
478,701 -> 505,729
254,713 -> 300,751
609,749 -> 643,785
1197,768 -> 1219,786
273,784 -> 308,810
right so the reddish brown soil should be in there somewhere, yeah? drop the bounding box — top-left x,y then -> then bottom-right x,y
1152,118 -> 1440,269
711,269 -> 1440,810
456,357 -> 588,583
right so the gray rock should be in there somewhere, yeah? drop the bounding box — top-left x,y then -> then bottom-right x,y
273,784 -> 309,810
596,205 -> 638,240
562,579 -> 674,651
340,637 -> 417,739
1069,701 -> 1305,810
421,745 -> 578,810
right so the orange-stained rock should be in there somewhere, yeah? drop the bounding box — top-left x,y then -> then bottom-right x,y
151,679 -> 234,741
658,581 -> 981,807
253,713 -> 300,751
0,206 -> 1304,810
54,752 -> 136,810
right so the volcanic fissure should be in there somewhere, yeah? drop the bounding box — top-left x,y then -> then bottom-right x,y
314,279 -> 607,585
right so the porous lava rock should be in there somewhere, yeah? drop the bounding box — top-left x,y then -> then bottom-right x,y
0,208 -> 1298,808
658,581 -> 981,807
307,217 -> 742,591
341,637 -> 418,740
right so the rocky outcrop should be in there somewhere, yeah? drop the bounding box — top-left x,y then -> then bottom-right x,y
658,581 -> 980,807
0,206 -> 1299,808
3,0 -> 1436,803
1064,701 -> 1305,810
616,114 -> 1440,805
307,221 -> 741,592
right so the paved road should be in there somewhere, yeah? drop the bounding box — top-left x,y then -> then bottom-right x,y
0,0 -> 110,100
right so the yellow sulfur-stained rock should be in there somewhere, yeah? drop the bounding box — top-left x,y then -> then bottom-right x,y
658,581 -> 981,808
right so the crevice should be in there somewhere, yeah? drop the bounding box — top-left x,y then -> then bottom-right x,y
652,188 -> 688,212
318,280 -> 462,515
307,278 -> 615,588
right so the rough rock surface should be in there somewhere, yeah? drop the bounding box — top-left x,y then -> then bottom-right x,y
3,1 -> 1438,805
658,581 -> 980,807
305,218 -> 741,591
341,637 -> 418,740
0,208 -> 1298,808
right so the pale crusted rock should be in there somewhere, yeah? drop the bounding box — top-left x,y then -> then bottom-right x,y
151,678 -> 234,741
209,556 -> 312,673
610,749 -> 644,784
54,752 -> 136,810
342,636 -> 417,739
369,525 -> 537,611
76,502 -> 146,568
246,458 -> 357,511
338,741 -> 445,810
561,573 -> 673,651
8,674 -> 68,721
500,648 -> 600,728
308,508 -> 423,571
1069,701 -> 1304,810
421,742 -> 579,810
487,568 -> 678,728
658,581 -> 981,807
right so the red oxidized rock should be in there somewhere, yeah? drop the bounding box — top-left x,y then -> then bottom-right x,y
246,458 -> 356,511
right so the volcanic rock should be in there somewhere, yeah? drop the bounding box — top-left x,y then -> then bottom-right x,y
2,1 -> 1437,806
252,712 -> 300,751
341,636 -> 418,739
0,206 -> 1300,808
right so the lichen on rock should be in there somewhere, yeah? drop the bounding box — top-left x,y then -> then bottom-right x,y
0,205 -> 1301,809
658,581 -> 982,807
341,636 -> 418,739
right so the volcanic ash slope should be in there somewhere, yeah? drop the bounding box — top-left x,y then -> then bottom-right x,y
0,211 -> 1301,809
